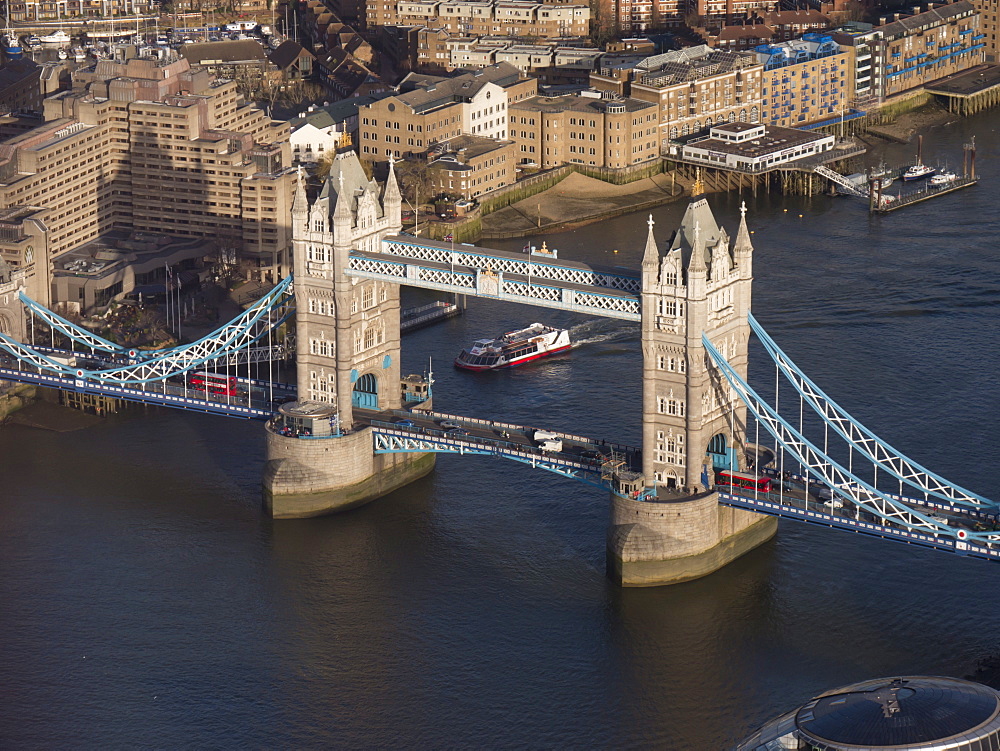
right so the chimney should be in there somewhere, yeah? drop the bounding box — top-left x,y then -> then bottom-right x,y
879,15 -> 888,24
911,5 -> 920,14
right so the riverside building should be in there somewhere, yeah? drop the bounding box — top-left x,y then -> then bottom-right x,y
365,0 -> 590,39
358,62 -> 536,161
0,55 -> 294,306
756,34 -> 851,127
508,91 -> 658,168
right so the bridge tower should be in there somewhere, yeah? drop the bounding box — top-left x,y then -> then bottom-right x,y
263,152 -> 434,517
607,199 -> 777,586
0,261 -> 27,343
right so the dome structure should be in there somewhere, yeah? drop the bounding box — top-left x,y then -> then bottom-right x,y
737,676 -> 1000,751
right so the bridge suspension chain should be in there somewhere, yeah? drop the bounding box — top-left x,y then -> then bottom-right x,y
749,313 -> 994,510
0,277 -> 294,384
704,335 -> 999,543
19,292 -> 128,353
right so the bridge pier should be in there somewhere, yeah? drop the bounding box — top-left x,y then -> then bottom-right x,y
263,424 -> 435,518
606,491 -> 777,586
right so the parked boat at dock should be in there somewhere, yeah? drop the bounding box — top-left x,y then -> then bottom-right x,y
454,323 -> 571,371
903,162 -> 936,181
929,171 -> 957,187
39,30 -> 70,45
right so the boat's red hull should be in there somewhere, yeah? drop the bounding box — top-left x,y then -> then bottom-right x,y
454,343 -> 572,371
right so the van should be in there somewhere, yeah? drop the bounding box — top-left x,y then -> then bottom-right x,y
532,429 -> 559,442
538,438 -> 563,453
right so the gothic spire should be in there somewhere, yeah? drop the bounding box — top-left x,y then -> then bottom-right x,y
384,154 -> 402,207
733,200 -> 753,255
334,171 -> 352,223
292,164 -> 308,217
642,214 -> 658,269
688,221 -> 706,274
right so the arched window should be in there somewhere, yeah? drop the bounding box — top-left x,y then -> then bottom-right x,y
681,123 -> 690,136
739,108 -> 748,122
728,111 -> 735,122
750,106 -> 760,123
669,126 -> 678,139
362,285 -> 374,309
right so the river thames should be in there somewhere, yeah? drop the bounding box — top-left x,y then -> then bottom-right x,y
3,112 -> 1000,748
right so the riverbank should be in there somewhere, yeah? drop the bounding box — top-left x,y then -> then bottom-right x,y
480,171 -> 686,239
863,100 -> 956,144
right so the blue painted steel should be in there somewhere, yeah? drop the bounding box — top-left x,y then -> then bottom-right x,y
0,276 -> 294,385
703,334 -> 981,539
370,424 -> 611,492
350,369 -> 358,383
382,355 -> 391,369
748,312 -> 993,509
718,490 -> 1000,563
0,365 -> 273,419
352,373 -> 378,410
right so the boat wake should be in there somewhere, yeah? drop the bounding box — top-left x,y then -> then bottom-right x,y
568,320 -> 638,348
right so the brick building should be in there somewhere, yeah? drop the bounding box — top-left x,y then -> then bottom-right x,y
365,0 -> 590,39
874,1 -> 985,98
756,33 -> 850,127
426,134 -> 517,197
358,62 -> 536,161
621,46 -> 764,144
508,91 -> 658,168
0,56 -> 294,304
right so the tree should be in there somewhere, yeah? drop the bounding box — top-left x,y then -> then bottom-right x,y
394,158 -> 436,209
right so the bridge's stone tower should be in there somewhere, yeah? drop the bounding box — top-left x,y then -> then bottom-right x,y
0,261 -> 27,342
607,199 -> 777,586
263,152 -> 434,517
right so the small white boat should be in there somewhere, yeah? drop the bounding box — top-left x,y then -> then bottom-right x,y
39,30 -> 70,45
72,46 -> 86,62
57,48 -> 67,59
929,171 -> 957,187
903,162 -> 935,181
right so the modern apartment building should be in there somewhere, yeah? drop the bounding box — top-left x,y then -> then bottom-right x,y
756,34 -> 850,127
621,46 -> 764,144
0,56 -> 294,305
971,0 -> 1000,61
614,0 -> 685,33
875,1 -> 985,98
509,91 -> 658,168
365,0 -> 590,39
830,22 -> 882,105
358,62 -> 536,161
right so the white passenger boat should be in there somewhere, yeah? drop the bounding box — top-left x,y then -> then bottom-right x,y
454,323 -> 571,371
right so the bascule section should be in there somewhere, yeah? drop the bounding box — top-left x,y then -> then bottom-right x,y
607,200 -> 777,587
264,152 -> 434,518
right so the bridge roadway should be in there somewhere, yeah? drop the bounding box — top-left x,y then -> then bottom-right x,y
721,475 -> 1000,563
348,236 -> 642,321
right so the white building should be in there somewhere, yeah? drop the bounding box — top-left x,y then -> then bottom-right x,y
678,122 -> 835,173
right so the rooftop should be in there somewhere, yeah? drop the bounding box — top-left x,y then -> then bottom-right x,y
685,123 -> 826,158
513,93 -> 655,113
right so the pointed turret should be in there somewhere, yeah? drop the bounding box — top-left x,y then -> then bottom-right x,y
687,221 -> 706,275
292,165 -> 308,219
733,201 -> 753,255
384,154 -> 402,206
334,172 -> 353,224
642,214 -> 658,269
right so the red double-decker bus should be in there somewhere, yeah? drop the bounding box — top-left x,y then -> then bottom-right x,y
188,371 -> 239,397
716,470 -> 772,493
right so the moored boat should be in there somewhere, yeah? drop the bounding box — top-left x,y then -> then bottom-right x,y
929,170 -> 957,187
39,29 -> 70,45
2,30 -> 22,58
454,323 -> 571,371
903,162 -> 935,181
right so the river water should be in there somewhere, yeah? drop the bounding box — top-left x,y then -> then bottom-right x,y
4,113 -> 1000,749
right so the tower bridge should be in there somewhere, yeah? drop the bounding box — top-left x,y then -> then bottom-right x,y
0,150 -> 995,586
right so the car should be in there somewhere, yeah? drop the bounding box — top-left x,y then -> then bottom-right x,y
580,449 -> 606,461
439,420 -> 460,429
394,419 -> 416,427
446,427 -> 470,436
822,498 -> 845,510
